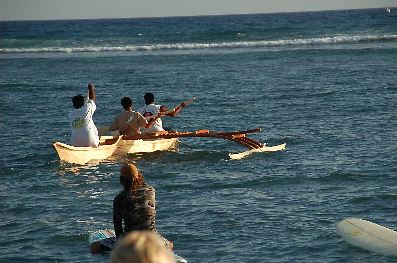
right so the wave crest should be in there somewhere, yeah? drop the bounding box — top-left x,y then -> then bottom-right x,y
1,34 -> 396,54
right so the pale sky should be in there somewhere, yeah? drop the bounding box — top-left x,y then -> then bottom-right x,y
0,0 -> 396,21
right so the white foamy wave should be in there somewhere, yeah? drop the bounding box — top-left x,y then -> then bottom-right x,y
1,34 -> 396,54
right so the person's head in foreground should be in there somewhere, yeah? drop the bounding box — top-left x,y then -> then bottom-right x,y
111,231 -> 174,263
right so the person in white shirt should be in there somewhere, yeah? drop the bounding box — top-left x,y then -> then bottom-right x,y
139,93 -> 186,133
69,83 -> 99,147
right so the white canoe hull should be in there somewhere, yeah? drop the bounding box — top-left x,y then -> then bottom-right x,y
53,137 -> 179,165
53,139 -> 120,165
114,138 -> 179,155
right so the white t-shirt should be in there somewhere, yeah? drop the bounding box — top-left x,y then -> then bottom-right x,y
139,104 -> 164,133
69,99 -> 99,147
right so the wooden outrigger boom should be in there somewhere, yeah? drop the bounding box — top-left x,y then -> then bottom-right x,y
123,128 -> 286,160
123,128 -> 263,149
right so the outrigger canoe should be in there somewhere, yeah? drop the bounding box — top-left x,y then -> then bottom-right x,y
53,128 -> 285,164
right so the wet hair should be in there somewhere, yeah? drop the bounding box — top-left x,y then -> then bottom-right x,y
144,93 -> 155,105
120,97 -> 133,110
120,163 -> 144,195
72,95 -> 85,109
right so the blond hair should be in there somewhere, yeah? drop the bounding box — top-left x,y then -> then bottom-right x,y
111,231 -> 174,263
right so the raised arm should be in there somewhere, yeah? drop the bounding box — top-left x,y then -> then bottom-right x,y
88,83 -> 96,102
161,102 -> 186,117
144,97 -> 194,121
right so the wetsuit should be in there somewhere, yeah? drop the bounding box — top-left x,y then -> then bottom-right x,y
113,183 -> 156,237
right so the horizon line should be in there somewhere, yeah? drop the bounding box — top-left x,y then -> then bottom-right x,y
0,6 -> 394,23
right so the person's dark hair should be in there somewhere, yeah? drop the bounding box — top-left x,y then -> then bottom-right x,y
144,93 -> 155,105
72,95 -> 85,109
121,97 -> 133,110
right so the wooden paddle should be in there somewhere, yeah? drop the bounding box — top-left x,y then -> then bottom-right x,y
145,97 -> 196,120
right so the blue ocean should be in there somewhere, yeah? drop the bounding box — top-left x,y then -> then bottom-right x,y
0,8 -> 396,263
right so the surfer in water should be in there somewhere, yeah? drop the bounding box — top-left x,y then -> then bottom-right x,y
113,163 -> 172,248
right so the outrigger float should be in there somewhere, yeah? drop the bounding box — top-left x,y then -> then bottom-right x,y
53,127 -> 286,165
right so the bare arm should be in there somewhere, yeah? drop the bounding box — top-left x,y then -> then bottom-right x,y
144,97 -> 194,121
145,112 -> 163,129
88,83 -> 96,102
162,103 -> 185,117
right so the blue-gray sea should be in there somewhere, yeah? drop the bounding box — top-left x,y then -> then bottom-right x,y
0,8 -> 396,263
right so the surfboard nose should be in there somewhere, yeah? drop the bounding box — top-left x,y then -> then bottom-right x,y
337,218 -> 397,257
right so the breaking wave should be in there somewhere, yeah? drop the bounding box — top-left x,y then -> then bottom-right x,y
1,34 -> 396,54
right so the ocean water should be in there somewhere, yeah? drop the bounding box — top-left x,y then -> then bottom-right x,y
0,8 -> 396,263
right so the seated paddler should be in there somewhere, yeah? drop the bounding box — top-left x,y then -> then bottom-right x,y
139,92 -> 186,133
109,96 -> 162,136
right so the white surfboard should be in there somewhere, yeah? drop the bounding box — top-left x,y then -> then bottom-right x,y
337,218 -> 397,256
88,229 -> 187,263
229,143 -> 286,160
